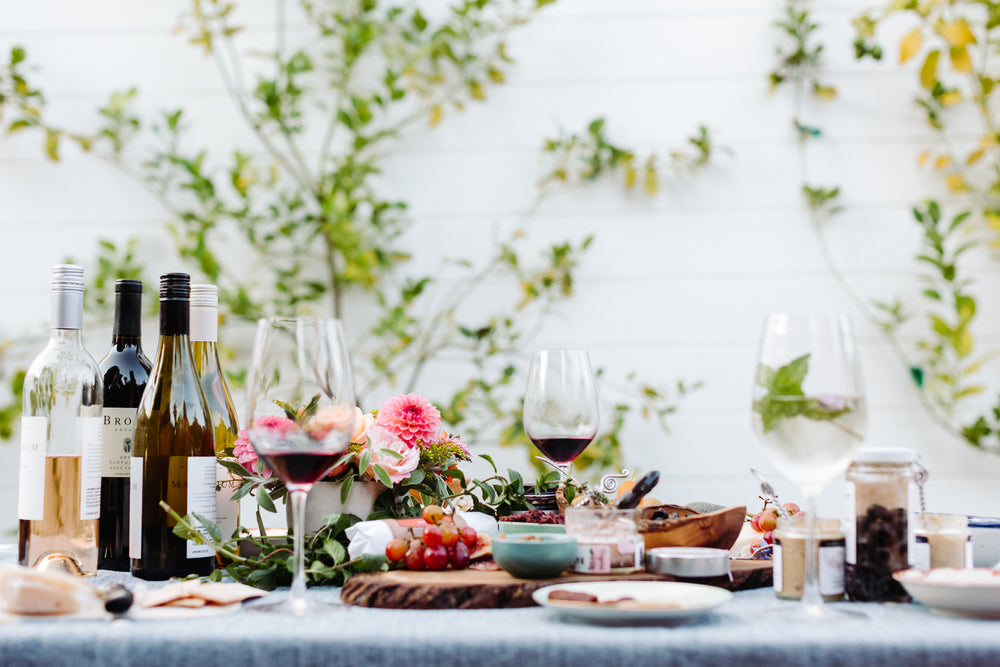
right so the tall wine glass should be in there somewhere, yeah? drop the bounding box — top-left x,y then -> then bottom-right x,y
523,350 -> 599,478
751,313 -> 867,620
245,318 -> 356,615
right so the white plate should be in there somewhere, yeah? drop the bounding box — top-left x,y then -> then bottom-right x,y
894,568 -> 1000,618
532,581 -> 732,624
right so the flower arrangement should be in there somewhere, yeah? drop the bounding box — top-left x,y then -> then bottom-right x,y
226,393 -> 472,519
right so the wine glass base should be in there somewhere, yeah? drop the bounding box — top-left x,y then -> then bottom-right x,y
763,601 -> 866,622
244,593 -> 342,616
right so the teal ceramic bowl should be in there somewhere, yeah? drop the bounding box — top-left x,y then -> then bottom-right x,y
492,533 -> 578,579
499,522 -> 566,535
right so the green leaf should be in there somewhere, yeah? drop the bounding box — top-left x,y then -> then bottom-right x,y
322,538 -> 347,564
256,488 -> 277,513
373,464 -> 393,487
339,475 -> 354,504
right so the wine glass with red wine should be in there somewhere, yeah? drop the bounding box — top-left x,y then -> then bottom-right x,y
523,350 -> 599,478
245,318 -> 356,615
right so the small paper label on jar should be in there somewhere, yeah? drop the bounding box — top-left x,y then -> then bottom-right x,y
573,544 -> 611,574
773,542 -> 784,594
819,543 -> 846,596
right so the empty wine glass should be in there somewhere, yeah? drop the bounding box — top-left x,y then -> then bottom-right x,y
245,318 -> 356,615
523,350 -> 599,478
751,312 -> 867,620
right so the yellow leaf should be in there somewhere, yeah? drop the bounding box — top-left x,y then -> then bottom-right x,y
428,105 -> 443,127
945,173 -> 971,191
899,28 -> 923,64
940,91 -> 963,106
623,158 -> 637,189
950,46 -> 972,73
985,211 -> 1000,232
917,150 -> 930,166
44,128 -> 60,162
953,328 -> 973,357
643,156 -> 658,197
813,84 -> 837,100
967,148 -> 984,165
920,50 -> 940,89
939,20 -> 976,47
980,134 -> 999,149
935,155 -> 953,169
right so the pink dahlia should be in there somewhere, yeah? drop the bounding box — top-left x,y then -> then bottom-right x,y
253,414 -> 297,436
376,393 -> 441,448
233,429 -> 272,478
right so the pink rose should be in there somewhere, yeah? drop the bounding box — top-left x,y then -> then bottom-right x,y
307,405 -> 359,441
234,429 -> 272,478
362,425 -> 420,484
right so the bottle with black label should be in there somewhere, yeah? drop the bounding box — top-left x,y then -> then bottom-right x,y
97,279 -> 151,571
18,264 -> 103,572
130,273 -> 216,580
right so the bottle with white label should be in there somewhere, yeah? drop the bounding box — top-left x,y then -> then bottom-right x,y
130,273 -> 216,580
97,279 -> 152,571
18,264 -> 103,572
190,284 -> 240,552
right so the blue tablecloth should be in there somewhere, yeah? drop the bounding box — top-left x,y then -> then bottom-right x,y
3,574 -> 1000,667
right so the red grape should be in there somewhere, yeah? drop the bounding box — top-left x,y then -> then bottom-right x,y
750,513 -> 763,532
459,526 -> 477,548
440,523 -> 460,548
385,538 -> 408,561
423,524 -> 443,548
422,505 -> 445,525
404,545 -> 426,571
424,545 -> 449,570
758,510 -> 778,532
449,542 -> 470,569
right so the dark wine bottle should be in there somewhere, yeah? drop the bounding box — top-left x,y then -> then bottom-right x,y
97,280 -> 151,571
130,273 -> 216,580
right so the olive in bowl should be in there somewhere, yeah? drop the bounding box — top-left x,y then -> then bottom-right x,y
492,533 -> 578,579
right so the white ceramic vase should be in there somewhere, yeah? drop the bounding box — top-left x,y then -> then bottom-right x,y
290,480 -> 383,533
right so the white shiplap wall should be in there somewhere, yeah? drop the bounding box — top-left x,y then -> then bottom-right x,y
1,0 -> 999,537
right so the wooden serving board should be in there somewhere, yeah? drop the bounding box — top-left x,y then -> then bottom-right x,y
340,559 -> 771,609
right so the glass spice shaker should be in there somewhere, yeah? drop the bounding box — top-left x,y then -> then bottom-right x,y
844,448 -> 919,602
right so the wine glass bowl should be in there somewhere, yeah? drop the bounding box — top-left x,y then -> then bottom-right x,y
751,312 -> 867,620
245,318 -> 356,615
523,350 -> 599,470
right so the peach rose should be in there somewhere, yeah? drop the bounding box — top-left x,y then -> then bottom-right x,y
307,404 -> 359,441
353,410 -> 375,444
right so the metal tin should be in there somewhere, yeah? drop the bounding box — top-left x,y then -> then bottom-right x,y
645,547 -> 732,578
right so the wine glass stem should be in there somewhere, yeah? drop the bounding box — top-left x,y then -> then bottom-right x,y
801,490 -> 823,613
288,487 -> 309,610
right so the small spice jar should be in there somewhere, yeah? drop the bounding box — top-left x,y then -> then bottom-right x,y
844,447 -> 918,602
564,507 -> 644,574
773,515 -> 845,601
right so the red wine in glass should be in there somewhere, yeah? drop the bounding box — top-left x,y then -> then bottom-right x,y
259,451 -> 345,486
529,436 -> 593,464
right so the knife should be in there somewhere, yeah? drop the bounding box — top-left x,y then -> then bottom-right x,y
614,471 -> 660,509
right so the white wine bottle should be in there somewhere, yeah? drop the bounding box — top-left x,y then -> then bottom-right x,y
130,273 -> 216,580
190,284 -> 240,549
18,264 -> 103,572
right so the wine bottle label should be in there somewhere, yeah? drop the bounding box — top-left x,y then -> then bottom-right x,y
17,417 -> 47,521
79,416 -> 102,521
187,456 -> 218,559
215,463 -> 238,543
101,408 -> 137,478
129,457 -> 143,559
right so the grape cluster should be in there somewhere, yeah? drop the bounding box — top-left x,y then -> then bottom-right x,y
384,505 -> 478,571
845,504 -> 910,602
746,502 -> 801,559
499,509 -> 565,525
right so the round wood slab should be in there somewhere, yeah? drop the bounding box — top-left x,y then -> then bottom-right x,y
340,559 -> 772,609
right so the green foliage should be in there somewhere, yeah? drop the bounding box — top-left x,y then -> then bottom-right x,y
165,501 -> 385,589
769,0 -> 837,99
753,355 -> 851,433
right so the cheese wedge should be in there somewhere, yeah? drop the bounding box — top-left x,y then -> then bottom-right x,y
0,567 -> 99,616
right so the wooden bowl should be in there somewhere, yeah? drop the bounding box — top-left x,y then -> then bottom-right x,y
639,505 -> 746,551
